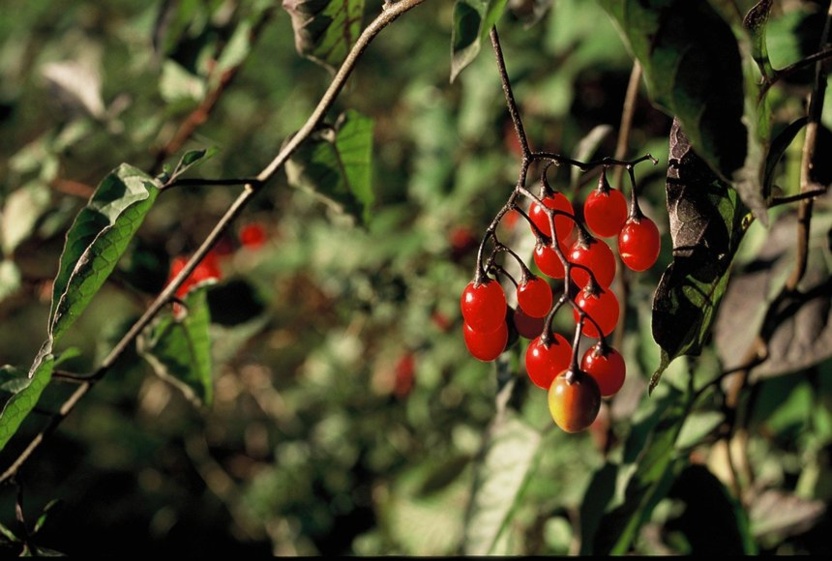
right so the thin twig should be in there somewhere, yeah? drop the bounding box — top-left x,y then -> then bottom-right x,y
786,0 -> 832,292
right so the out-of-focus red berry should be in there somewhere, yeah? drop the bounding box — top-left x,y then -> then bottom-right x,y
239,222 -> 268,250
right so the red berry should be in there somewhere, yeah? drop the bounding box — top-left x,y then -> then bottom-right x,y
525,333 -> 573,390
516,275 -> 553,318
568,236 -> 616,288
618,215 -> 661,272
573,285 -> 619,338
529,193 -> 575,243
583,187 -> 628,238
547,369 -> 601,433
513,307 -> 546,340
581,343 -> 626,397
449,226 -> 478,261
167,251 -> 222,300
463,321 -> 508,362
394,352 -> 416,398
533,240 -> 567,280
239,222 -> 268,249
460,279 -> 507,333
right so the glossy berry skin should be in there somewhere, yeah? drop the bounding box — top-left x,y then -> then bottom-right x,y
463,321 -> 508,362
548,369 -> 602,433
460,279 -> 507,333
568,237 -> 616,288
581,344 -> 626,397
517,275 -> 553,318
618,216 -> 661,272
583,187 -> 628,238
529,193 -> 575,243
525,333 -> 573,390
573,286 -> 620,338
533,241 -> 567,280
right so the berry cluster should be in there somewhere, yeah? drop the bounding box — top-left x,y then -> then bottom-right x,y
460,158 -> 660,433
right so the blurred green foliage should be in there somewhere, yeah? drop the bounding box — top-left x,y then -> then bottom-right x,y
0,0 -> 831,556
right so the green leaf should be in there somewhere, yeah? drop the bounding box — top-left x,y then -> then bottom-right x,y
462,414 -> 541,555
0,260 -> 22,304
163,147 -> 217,184
159,59 -> 206,104
450,0 -> 509,83
589,388 -> 689,554
743,0 -> 775,81
597,0 -> 747,180
1,181 -> 51,256
0,354 -> 55,453
33,499 -> 62,535
763,117 -> 807,200
282,0 -> 365,73
49,164 -> 160,344
137,285 -> 214,408
650,119 -> 749,392
285,110 -> 374,226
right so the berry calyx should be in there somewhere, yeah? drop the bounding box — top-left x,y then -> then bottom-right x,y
583,174 -> 628,238
525,333 -> 573,390
547,369 -> 601,433
529,192 -> 575,243
581,343 -> 626,397
516,275 -> 553,318
460,278 -> 507,333
573,285 -> 620,338
618,215 -> 661,272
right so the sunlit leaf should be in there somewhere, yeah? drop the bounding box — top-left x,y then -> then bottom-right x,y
137,285 -> 214,409
285,110 -> 374,225
650,119 -> 749,392
49,164 -> 160,344
214,20 -> 252,76
0,260 -> 22,304
463,414 -> 541,554
159,59 -> 206,104
450,0 -> 509,83
597,0 -> 747,180
283,0 -> 365,73
1,181 -> 51,255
